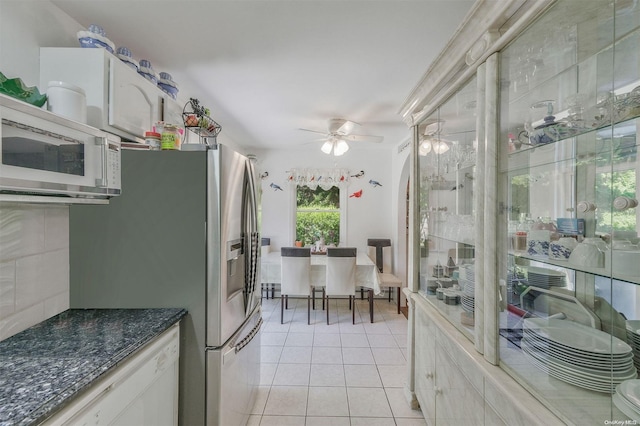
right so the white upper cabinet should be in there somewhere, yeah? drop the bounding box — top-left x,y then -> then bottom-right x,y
40,48 -> 182,142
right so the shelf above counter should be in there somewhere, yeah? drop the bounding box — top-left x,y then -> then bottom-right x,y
510,250 -> 640,286
428,233 -> 476,247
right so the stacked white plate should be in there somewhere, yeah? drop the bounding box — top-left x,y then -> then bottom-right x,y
626,320 -> 640,371
522,317 -> 636,393
525,266 -> 567,289
459,264 -> 475,314
459,263 -> 475,282
614,380 -> 640,421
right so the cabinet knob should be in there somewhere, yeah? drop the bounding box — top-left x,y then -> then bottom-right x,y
614,196 -> 639,211
577,201 -> 597,213
426,371 -> 434,380
434,386 -> 442,395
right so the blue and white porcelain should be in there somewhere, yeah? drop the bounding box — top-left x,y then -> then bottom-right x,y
77,24 -> 115,53
139,59 -> 153,70
527,230 -> 551,257
138,60 -> 158,84
116,46 -> 132,57
158,72 -> 179,99
116,49 -> 136,70
115,47 -> 138,71
88,24 -> 106,37
549,237 -> 577,260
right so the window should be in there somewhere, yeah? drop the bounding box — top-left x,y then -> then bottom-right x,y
296,186 -> 340,246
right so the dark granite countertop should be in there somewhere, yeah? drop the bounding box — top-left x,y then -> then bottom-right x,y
0,308 -> 187,426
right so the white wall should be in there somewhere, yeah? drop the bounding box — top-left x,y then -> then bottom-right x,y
391,139 -> 411,285
0,1 -> 82,87
255,146 -> 395,255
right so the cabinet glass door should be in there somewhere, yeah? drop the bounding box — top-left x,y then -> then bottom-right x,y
498,0 -> 640,423
418,75 -> 477,342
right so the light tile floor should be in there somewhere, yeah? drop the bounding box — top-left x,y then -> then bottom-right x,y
250,295 -> 426,426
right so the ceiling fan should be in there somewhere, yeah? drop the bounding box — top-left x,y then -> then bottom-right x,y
419,120 -> 451,155
298,118 -> 384,156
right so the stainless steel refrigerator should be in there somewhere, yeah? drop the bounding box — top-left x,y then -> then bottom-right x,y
69,145 -> 261,426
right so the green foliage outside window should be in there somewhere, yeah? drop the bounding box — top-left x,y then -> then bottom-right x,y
596,169 -> 636,232
296,186 -> 340,246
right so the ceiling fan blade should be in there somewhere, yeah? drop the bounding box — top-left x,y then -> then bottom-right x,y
342,134 -> 384,143
298,128 -> 328,135
335,119 -> 358,136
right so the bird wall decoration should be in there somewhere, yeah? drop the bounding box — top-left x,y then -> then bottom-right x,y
349,189 -> 363,198
369,179 -> 382,187
270,183 -> 283,191
351,170 -> 365,178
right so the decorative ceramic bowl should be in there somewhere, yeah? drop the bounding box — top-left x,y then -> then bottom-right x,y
116,46 -> 132,57
527,230 -> 551,257
158,82 -> 178,99
139,59 -> 154,70
582,237 -> 609,251
158,73 -> 179,99
549,237 -> 577,260
569,242 -> 604,268
0,71 -> 47,107
77,25 -> 115,53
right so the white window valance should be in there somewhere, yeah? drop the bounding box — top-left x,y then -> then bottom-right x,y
287,168 -> 350,190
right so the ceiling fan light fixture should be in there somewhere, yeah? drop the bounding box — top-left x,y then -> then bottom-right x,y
333,139 -> 349,156
432,140 -> 450,154
321,140 -> 334,154
419,140 -> 432,155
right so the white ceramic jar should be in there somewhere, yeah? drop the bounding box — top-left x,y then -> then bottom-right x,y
46,81 -> 87,123
569,242 -> 604,268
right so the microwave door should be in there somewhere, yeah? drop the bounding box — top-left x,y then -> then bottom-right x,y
1,117 -> 96,192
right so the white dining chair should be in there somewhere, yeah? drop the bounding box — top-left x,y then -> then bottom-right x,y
367,238 -> 403,314
280,247 -> 312,324
325,247 -> 359,324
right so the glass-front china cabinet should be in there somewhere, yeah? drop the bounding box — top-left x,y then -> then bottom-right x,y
407,0 -> 640,424
418,76 -> 478,343
497,0 -> 640,423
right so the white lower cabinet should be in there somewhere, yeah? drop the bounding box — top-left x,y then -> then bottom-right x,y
414,304 -> 435,425
412,295 -> 562,425
42,324 -> 180,426
435,342 -> 484,425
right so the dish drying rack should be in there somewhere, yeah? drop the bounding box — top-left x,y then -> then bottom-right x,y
182,98 -> 222,141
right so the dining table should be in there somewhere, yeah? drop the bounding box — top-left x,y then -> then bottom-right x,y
260,250 -> 382,322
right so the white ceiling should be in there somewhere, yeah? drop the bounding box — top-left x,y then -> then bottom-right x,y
52,0 -> 475,152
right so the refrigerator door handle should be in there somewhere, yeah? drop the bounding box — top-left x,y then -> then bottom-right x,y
234,316 -> 262,354
243,159 -> 260,316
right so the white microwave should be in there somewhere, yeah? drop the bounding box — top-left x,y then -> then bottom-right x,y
0,94 -> 121,201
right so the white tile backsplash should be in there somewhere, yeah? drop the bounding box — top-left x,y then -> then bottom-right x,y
44,291 -> 70,318
0,302 -> 44,341
0,204 -> 70,340
44,206 -> 69,251
0,205 -> 45,259
0,261 -> 16,317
